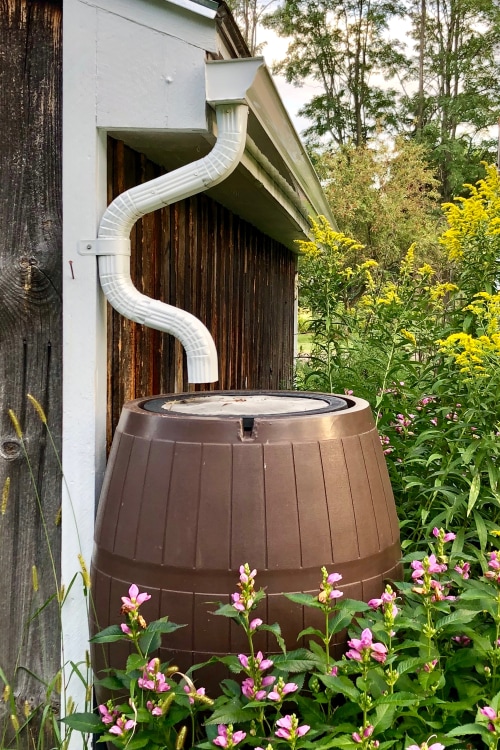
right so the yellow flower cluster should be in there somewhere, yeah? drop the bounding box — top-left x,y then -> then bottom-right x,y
297,215 -> 365,258
376,283 -> 402,306
400,329 -> 417,345
440,164 -> 500,261
438,292 -> 500,375
429,283 -> 459,301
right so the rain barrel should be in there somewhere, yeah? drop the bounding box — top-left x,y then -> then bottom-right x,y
90,391 -> 401,688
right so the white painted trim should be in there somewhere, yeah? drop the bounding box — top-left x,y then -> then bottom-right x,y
62,0 -> 108,737
164,0 -> 218,19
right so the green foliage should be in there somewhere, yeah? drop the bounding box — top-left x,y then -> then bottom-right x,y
263,0 -> 406,147
296,164 -> 500,555
312,139 -> 445,270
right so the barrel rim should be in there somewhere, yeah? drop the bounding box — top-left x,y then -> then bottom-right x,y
123,390 -> 370,422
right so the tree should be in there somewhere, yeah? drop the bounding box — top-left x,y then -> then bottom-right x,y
263,0 -> 406,147
226,0 -> 277,54
313,138 -> 444,269
397,0 -> 500,200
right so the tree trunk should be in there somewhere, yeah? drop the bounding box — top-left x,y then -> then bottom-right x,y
0,0 -> 62,745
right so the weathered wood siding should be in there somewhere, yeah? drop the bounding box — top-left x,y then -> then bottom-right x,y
107,138 -> 296,442
0,0 -> 62,742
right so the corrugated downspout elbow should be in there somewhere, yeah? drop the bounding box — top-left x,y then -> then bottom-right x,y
96,104 -> 248,383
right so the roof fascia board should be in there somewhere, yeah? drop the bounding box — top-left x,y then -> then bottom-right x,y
206,58 -> 335,228
164,0 -> 218,19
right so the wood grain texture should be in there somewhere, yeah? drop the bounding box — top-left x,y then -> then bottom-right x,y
106,137 -> 297,445
0,0 -> 62,742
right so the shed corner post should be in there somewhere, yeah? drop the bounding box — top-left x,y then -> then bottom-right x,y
62,0 -> 108,733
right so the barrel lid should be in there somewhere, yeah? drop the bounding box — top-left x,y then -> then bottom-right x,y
142,391 -> 348,417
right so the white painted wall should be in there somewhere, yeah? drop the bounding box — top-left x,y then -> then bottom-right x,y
61,0 -> 217,733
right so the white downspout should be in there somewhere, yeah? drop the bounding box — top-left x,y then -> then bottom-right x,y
91,103 -> 249,384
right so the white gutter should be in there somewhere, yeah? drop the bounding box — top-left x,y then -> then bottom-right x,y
80,102 -> 249,384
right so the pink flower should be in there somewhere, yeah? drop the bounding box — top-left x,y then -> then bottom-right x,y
454,562 -> 470,579
268,682 -> 298,701
347,628 -> 387,664
121,584 -> 151,612
120,623 -> 131,635
411,554 -> 447,580
108,716 -> 136,736
330,666 -> 338,676
407,744 -> 444,750
327,572 -> 342,585
275,715 -> 310,741
138,658 -> 171,693
250,618 -> 263,631
254,651 -> 273,671
452,635 -> 471,646
239,565 -> 256,584
481,706 -> 497,720
432,527 -> 456,542
213,725 -> 246,748
98,704 -> 118,725
147,700 -> 163,716
489,552 -> 500,570
370,642 -> 388,663
238,654 -> 249,669
423,659 -> 438,672
353,726 -> 374,742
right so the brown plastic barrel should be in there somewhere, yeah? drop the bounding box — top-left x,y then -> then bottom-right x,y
90,391 -> 401,690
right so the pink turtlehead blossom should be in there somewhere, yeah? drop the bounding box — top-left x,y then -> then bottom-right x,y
239,565 -> 256,584
241,676 -> 275,700
432,527 -> 456,542
406,743 -> 444,750
353,726 -> 374,743
481,706 -> 498,731
268,682 -> 298,702
108,716 -> 136,736
411,555 -> 447,581
275,715 -> 310,741
250,618 -> 263,631
454,562 -> 470,579
213,725 -> 246,748
121,584 -> 151,612
138,658 -> 170,693
146,700 -> 163,716
98,704 -> 118,725
346,628 -> 387,664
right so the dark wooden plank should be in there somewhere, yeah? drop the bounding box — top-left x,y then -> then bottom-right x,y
0,0 -> 62,740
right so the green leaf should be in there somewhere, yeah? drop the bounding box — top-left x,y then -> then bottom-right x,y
473,509 -> 488,551
212,604 -> 242,619
467,474 -> 481,516
296,626 -> 325,640
138,630 -> 161,655
372,691 -> 420,707
61,712 -> 104,733
372,703 -> 396,733
434,609 -> 479,631
89,625 -> 124,644
462,441 -> 479,465
126,654 -> 146,673
205,698 -> 260,725
147,617 -> 186,634
284,592 -> 323,609
318,674 -> 360,701
259,622 -> 286,653
447,723 -> 492,739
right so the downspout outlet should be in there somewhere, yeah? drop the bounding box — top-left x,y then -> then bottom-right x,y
93,103 -> 249,384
